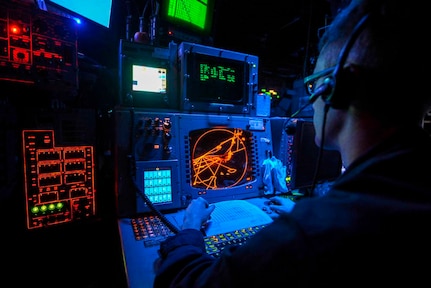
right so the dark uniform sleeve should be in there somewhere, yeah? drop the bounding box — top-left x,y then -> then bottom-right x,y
153,215 -> 311,288
153,229 -> 217,288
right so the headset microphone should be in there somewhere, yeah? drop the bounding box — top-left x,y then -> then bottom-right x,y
290,77 -> 334,118
308,77 -> 334,105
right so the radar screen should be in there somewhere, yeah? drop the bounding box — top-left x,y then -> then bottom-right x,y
189,128 -> 254,189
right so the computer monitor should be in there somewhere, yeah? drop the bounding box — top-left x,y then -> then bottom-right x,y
186,53 -> 246,104
135,160 -> 182,213
45,0 -> 113,28
178,42 -> 259,115
157,0 -> 216,44
132,65 -> 167,94
118,40 -> 179,110
176,113 -> 273,203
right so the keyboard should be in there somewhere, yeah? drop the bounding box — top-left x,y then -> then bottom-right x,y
203,224 -> 267,257
130,215 -> 268,257
131,215 -> 175,247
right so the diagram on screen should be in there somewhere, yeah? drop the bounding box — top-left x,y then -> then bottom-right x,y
190,128 -> 253,189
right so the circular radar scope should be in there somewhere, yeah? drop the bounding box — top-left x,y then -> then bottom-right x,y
190,128 -> 251,189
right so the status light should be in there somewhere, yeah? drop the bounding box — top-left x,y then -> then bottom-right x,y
73,17 -> 82,25
260,88 -> 279,99
10,25 -> 20,34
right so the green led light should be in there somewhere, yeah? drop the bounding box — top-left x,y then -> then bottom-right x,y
40,205 -> 47,212
56,202 -> 64,209
31,206 -> 39,213
48,203 -> 55,210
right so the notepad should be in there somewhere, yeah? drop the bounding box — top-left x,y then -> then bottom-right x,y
204,199 -> 273,236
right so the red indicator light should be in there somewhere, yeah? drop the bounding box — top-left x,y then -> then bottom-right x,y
10,25 -> 21,34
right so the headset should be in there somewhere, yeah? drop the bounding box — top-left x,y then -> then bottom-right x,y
285,12 -> 373,193
310,12 -> 371,109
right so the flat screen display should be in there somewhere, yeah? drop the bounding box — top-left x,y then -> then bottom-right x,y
134,159 -> 182,213
132,65 -> 167,94
119,40 -> 179,109
142,167 -> 173,204
161,0 -> 215,35
48,0 -> 113,28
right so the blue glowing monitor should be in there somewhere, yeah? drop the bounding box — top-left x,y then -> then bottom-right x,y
48,0 -> 113,28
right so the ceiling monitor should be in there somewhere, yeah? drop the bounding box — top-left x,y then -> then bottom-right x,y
44,0 -> 113,28
156,0 -> 216,45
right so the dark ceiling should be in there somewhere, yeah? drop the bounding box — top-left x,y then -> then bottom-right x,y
212,0 -> 338,79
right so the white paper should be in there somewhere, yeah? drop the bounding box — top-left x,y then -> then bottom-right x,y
204,199 -> 273,236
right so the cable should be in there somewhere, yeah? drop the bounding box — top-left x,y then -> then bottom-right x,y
133,181 -> 180,234
308,103 -> 330,196
290,101 -> 311,118
127,108 -> 180,235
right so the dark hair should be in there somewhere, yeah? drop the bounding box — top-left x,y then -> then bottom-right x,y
319,0 -> 430,125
